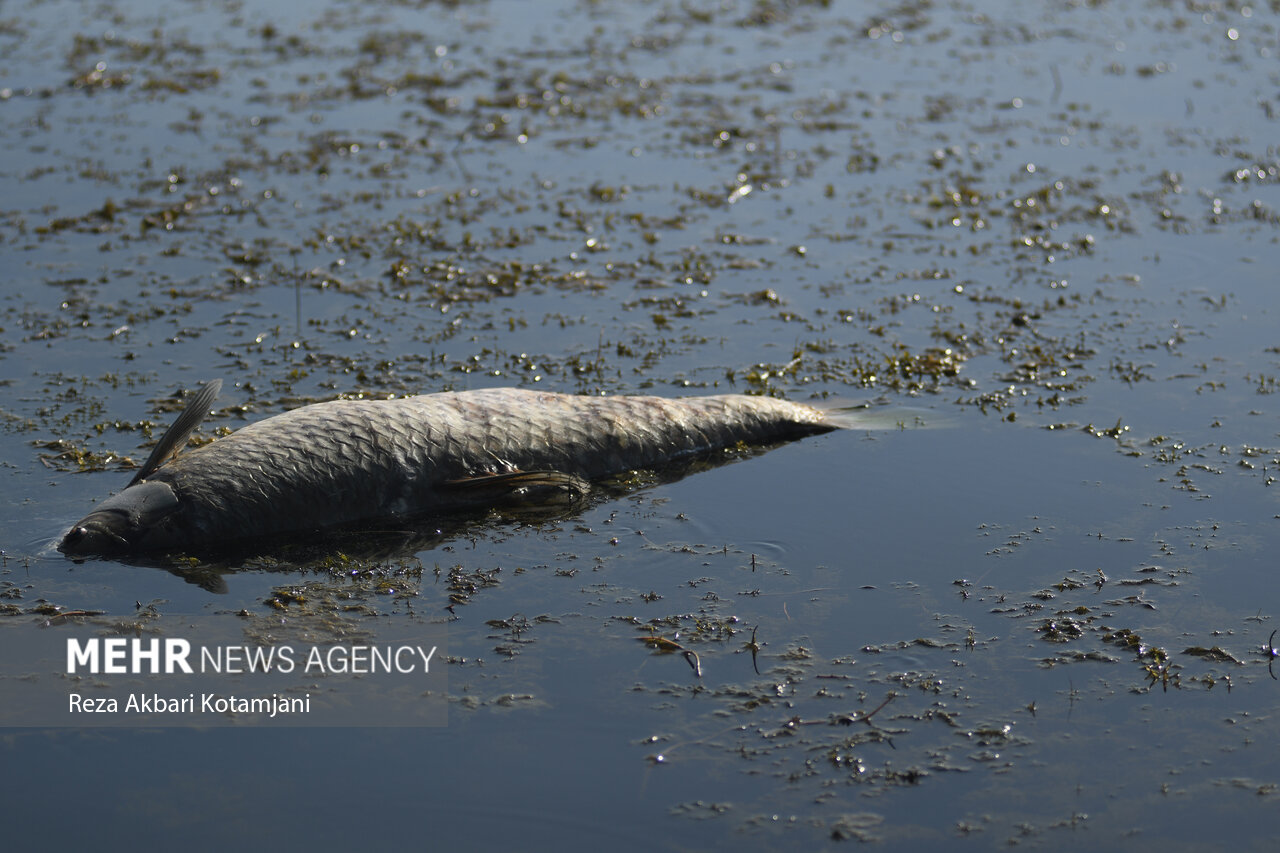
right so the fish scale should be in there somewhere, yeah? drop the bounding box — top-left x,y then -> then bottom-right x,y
60,387 -> 838,555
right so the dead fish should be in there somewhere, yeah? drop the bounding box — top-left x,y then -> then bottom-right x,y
59,380 -> 858,557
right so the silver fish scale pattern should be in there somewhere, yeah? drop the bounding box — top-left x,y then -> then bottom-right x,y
145,388 -> 832,544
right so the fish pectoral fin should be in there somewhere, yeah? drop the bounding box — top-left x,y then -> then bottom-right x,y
129,379 -> 222,486
443,470 -> 589,506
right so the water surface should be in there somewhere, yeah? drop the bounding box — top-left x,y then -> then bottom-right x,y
2,0 -> 1278,848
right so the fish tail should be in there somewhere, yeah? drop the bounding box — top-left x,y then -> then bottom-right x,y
817,399 -> 945,431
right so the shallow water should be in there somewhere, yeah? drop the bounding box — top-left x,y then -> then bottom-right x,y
2,0 -> 1279,848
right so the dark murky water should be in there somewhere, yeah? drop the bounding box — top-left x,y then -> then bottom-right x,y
2,0 -> 1278,848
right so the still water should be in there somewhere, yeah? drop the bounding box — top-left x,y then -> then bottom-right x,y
2,0 -> 1278,848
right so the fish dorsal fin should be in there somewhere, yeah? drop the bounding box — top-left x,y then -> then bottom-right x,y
128,379 -> 222,486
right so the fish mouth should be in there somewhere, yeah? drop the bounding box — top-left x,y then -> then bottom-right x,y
59,516 -> 132,557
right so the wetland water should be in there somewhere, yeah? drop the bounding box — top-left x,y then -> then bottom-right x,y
2,0 -> 1279,848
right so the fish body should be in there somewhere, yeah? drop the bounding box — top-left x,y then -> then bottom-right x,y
60,385 -> 839,556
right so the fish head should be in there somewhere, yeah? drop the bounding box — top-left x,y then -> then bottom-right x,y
59,481 -> 181,556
